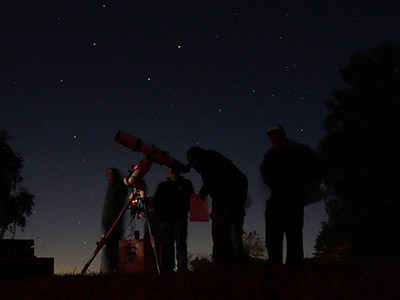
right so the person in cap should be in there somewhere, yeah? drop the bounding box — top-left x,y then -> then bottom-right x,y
260,125 -> 321,265
187,147 -> 248,268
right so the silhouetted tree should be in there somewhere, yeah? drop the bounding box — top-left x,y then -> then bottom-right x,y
0,130 -> 34,238
315,43 -> 400,259
243,231 -> 267,262
188,254 -> 213,271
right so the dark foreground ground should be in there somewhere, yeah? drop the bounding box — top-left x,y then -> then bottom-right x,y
1,262 -> 399,300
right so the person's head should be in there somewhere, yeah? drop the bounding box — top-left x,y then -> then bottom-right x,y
106,168 -> 122,184
167,168 -> 180,181
267,125 -> 287,149
186,146 -> 206,172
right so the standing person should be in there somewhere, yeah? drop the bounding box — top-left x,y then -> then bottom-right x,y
153,168 -> 194,273
186,147 -> 248,268
260,125 -> 321,265
100,168 -> 128,273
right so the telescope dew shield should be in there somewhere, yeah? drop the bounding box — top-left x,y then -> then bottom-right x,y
115,130 -> 188,172
115,130 -> 142,151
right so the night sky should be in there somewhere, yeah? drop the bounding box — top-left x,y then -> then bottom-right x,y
2,1 -> 400,273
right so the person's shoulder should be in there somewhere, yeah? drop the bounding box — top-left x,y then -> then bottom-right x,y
263,147 -> 275,158
207,149 -> 233,164
205,149 -> 220,158
286,139 -> 305,151
295,142 -> 311,151
158,180 -> 170,187
295,141 -> 315,153
290,140 -> 318,158
201,150 -> 221,166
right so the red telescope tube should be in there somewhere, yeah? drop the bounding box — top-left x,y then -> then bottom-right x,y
115,130 -> 189,172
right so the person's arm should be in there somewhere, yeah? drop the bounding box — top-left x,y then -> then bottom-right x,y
184,180 -> 195,213
187,180 -> 195,195
199,183 -> 210,198
260,156 -> 273,187
199,151 -> 228,197
152,183 -> 164,214
199,166 -> 221,198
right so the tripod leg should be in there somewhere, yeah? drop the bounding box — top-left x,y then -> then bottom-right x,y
80,198 -> 132,275
143,202 -> 161,275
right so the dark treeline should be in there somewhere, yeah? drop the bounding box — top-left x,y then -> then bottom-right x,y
0,130 -> 34,239
315,43 -> 400,259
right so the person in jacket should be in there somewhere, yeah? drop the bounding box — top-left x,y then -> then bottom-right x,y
260,125 -> 321,265
187,147 -> 248,268
100,168 -> 128,273
153,168 -> 194,273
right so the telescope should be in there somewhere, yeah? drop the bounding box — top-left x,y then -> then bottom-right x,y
81,131 -> 189,275
114,130 -> 190,173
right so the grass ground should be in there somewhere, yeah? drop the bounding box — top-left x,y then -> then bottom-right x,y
1,261 -> 399,300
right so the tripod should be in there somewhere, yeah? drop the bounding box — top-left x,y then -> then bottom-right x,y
80,187 -> 161,275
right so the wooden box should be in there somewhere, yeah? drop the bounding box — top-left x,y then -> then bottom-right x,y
119,239 -> 159,274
